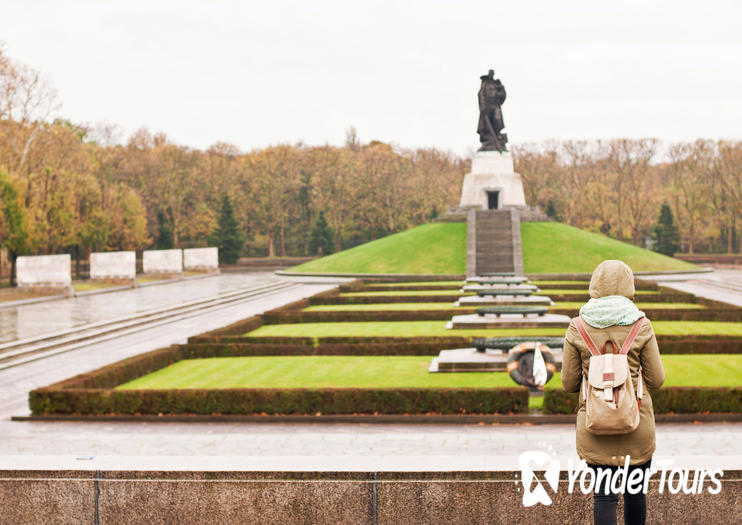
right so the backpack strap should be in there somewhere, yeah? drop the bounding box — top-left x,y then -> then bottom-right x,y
619,317 -> 645,355
573,317 -> 601,357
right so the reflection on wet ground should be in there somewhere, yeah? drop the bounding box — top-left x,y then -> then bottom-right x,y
0,273 -> 280,343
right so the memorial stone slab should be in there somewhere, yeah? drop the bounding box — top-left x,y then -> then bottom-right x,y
183,247 -> 219,271
142,249 -> 183,275
16,254 -> 71,287
90,251 -> 136,280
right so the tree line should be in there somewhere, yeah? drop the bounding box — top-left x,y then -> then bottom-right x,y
514,138 -> 742,254
1,46 -> 741,285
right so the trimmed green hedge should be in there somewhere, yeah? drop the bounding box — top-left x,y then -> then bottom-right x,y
343,284 -> 462,292
310,295 -> 459,305
29,387 -> 529,416
187,335 -> 742,355
262,308 -> 740,324
544,293 -> 696,303
543,387 -> 742,414
548,308 -> 741,322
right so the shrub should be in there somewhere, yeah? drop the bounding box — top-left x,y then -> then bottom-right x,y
542,387 -> 742,414
29,387 -> 530,416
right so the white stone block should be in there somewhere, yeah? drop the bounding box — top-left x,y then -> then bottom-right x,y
470,151 -> 515,174
16,254 -> 71,286
90,251 -> 136,280
459,151 -> 526,209
183,247 -> 219,271
142,249 -> 183,274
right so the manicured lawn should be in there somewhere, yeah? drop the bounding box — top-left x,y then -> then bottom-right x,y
342,290 -> 466,297
117,356 -> 514,390
532,280 -> 590,286
246,321 -> 742,338
0,289 -> 54,303
72,281 -> 126,292
304,303 -> 467,312
290,222 -> 466,275
117,355 -> 742,390
136,276 -> 173,284
522,222 -> 698,274
373,281 -> 464,287
302,302 -> 704,312
537,289 -> 660,296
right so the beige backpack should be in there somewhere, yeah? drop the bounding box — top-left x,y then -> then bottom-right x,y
573,317 -> 645,435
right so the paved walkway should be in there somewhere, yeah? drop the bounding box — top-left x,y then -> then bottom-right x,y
0,275 -> 343,418
643,268 -> 742,307
0,271 -> 740,472
0,421 -> 738,471
0,273 -> 287,343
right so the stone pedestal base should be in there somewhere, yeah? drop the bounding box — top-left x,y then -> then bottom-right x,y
456,295 -> 553,307
458,151 -> 526,210
446,313 -> 571,329
429,347 -> 563,373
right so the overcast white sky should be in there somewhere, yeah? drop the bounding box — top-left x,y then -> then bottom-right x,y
2,0 -> 741,155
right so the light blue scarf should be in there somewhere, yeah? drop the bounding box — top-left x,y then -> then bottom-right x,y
579,295 -> 645,329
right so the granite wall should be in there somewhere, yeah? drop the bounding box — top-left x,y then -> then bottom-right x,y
0,469 -> 738,524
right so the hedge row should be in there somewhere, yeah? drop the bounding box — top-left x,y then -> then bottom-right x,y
309,293 -> 697,305
353,285 -> 462,292
46,346 -> 184,390
360,276 -> 465,284
29,387 -> 529,416
543,387 -> 742,414
548,308 -> 742,322
187,335 -> 742,354
529,281 -> 659,291
183,342 -> 459,357
311,295 -> 469,305
262,308 -> 740,324
544,293 -> 696,303
195,315 -> 264,338
262,310 -> 463,324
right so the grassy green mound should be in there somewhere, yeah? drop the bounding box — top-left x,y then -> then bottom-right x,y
247,321 -> 742,338
522,222 -> 698,274
291,222 -> 466,275
289,220 -> 696,276
117,355 -> 741,390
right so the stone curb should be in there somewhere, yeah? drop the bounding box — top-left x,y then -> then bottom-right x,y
13,413 -> 742,424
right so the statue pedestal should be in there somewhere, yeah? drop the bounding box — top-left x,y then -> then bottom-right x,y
458,151 -> 526,210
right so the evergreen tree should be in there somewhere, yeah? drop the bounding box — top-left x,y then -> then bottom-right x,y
0,172 -> 29,286
653,203 -> 680,256
210,195 -> 245,263
309,211 -> 334,256
155,209 -> 174,249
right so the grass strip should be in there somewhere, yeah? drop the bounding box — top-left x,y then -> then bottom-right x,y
117,355 -> 741,390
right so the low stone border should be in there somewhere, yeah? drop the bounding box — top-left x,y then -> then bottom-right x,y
0,468 -> 738,524
13,412 -> 742,424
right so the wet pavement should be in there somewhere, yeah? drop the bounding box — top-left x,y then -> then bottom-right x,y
0,273 -> 283,343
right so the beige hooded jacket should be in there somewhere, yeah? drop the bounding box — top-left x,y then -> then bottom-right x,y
561,260 -> 665,466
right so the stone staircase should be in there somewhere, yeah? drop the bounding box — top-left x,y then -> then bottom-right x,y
466,209 -> 524,277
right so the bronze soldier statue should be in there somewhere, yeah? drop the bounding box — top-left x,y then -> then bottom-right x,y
477,69 -> 508,151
